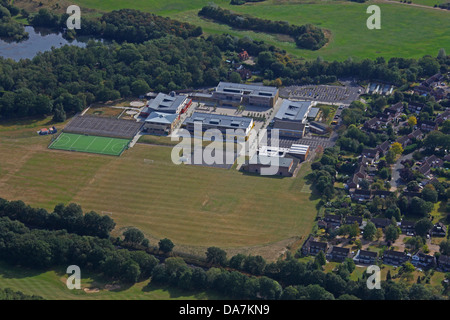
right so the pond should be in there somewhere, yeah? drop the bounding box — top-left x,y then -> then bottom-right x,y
0,26 -> 89,61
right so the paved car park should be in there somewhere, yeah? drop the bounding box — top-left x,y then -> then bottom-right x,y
280,84 -> 362,105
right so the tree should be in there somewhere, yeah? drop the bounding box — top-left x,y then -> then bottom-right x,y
385,149 -> 396,164
315,250 -> 327,267
130,79 -> 150,96
391,142 -> 403,155
158,238 -> 174,254
407,116 -> 417,127
206,247 -> 227,267
437,48 -> 447,59
363,221 -> 376,240
384,225 -> 399,243
439,239 -> 450,255
375,228 -> 384,242
422,185 -> 438,203
123,228 -> 145,245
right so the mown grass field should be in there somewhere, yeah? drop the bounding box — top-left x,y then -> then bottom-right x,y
0,117 -> 318,260
64,0 -> 450,61
0,262 -> 219,300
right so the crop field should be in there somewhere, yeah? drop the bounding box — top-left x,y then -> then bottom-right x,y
63,0 -> 450,61
49,133 -> 130,156
0,118 -> 319,260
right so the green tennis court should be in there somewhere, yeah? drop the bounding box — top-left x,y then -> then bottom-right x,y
49,133 -> 130,156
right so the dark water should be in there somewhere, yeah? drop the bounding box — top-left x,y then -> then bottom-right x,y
0,26 -> 88,61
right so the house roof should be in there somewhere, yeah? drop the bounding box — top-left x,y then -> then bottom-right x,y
384,250 -> 407,258
330,246 -> 350,254
359,250 -> 378,257
371,218 -> 391,227
377,141 -> 390,153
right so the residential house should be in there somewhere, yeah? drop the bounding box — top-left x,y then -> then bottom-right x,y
400,220 -> 416,235
350,189 -> 373,202
372,190 -> 393,199
408,102 -> 425,114
420,120 -> 438,132
356,250 -> 378,265
424,155 -> 444,169
411,251 -> 436,269
376,141 -> 391,156
238,49 -> 249,61
384,102 -> 404,120
323,214 -> 342,229
430,222 -> 447,237
371,218 -> 391,229
327,246 -> 351,262
363,118 -> 384,133
302,236 -> 328,256
437,254 -> 450,272
408,129 -> 423,141
345,216 -> 363,226
418,162 -> 431,176
396,135 -> 411,148
383,250 -> 409,266
436,109 -> 450,125
361,148 -> 380,165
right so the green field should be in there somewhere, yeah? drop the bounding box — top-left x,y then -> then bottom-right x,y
65,0 -> 450,61
0,118 -> 318,260
0,262 -> 219,300
49,133 -> 131,156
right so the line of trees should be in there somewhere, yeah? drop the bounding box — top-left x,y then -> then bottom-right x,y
0,198 -> 115,238
198,4 -> 327,50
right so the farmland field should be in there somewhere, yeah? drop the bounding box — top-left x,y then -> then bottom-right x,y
0,118 -> 319,260
58,0 -> 450,61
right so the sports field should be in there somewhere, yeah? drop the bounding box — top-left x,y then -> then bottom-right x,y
49,133 -> 130,156
0,117 -> 319,260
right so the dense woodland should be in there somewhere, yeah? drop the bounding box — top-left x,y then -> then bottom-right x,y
198,4 -> 327,50
0,4 -> 28,41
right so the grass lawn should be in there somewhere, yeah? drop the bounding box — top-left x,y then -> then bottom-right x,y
0,119 -> 319,260
0,262 -> 219,300
63,0 -> 450,62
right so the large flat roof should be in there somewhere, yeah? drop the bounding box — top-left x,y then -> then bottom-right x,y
145,92 -> 187,114
274,100 -> 312,122
184,112 -> 253,130
215,82 -> 278,97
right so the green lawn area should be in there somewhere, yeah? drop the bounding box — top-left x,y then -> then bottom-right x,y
0,262 -> 219,300
71,0 -> 450,62
0,119 -> 319,260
